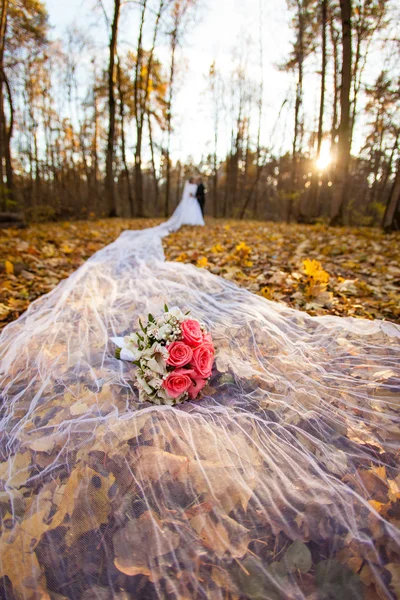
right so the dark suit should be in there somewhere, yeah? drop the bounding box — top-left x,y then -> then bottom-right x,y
196,183 -> 206,216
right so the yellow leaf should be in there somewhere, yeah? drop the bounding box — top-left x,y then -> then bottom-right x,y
29,435 -> 57,454
49,464 -> 115,546
0,452 -> 31,488
369,499 -> 385,513
4,260 -> 13,275
303,258 -> 330,284
135,446 -> 189,482
61,243 -> 74,254
260,286 -> 274,300
0,494 -> 52,597
196,256 -> 208,268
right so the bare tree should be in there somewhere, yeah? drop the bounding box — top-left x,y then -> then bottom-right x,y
134,0 -> 165,217
382,158 -> 400,231
284,0 -> 317,222
0,0 -> 10,208
350,0 -> 388,148
105,0 -> 121,217
306,0 -> 327,219
330,0 -> 352,225
117,57 -> 134,215
165,0 -> 197,217
208,61 -> 222,217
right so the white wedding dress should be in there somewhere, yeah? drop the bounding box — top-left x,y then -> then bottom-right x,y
167,180 -> 205,229
0,209 -> 399,599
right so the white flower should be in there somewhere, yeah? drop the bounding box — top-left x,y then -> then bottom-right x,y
156,314 -> 167,326
147,325 -> 159,338
157,324 -> 172,340
168,306 -> 185,321
137,375 -> 153,395
148,377 -> 162,389
141,344 -> 156,359
147,356 -> 167,375
153,342 -> 169,357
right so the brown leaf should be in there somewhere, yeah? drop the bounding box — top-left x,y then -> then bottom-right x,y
49,464 -> 115,546
358,469 -> 390,503
190,510 -> 250,558
0,500 -> 51,597
113,510 -> 180,581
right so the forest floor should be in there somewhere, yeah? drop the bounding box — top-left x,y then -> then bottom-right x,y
0,217 -> 399,330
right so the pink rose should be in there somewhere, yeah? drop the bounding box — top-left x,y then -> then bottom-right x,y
163,368 -> 194,399
188,374 -> 208,400
167,341 -> 193,367
203,332 -> 213,344
191,342 -> 214,378
181,320 -> 203,347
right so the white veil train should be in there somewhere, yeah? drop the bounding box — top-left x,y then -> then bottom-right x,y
0,212 -> 399,599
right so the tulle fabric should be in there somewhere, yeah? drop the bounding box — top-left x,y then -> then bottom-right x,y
0,219 -> 399,600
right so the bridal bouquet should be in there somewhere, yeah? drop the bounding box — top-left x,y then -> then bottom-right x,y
112,306 -> 215,405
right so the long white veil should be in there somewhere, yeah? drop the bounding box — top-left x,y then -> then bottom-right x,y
0,217 -> 399,599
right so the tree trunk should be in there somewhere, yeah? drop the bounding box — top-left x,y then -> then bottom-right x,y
382,160 -> 400,232
165,35 -> 177,218
317,0 -> 327,164
92,68 -> 99,208
330,0 -> 352,226
307,0 -> 327,219
148,112 -> 159,209
105,0 -> 121,218
254,0 -> 264,219
0,69 -> 13,208
0,0 -> 10,210
350,6 -> 385,150
133,0 -> 147,217
213,134 -> 218,217
288,0 -> 304,223
117,59 -> 134,216
369,107 -> 385,208
329,11 -> 340,152
379,130 -> 399,203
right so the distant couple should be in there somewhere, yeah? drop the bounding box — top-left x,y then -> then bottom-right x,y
169,176 -> 206,229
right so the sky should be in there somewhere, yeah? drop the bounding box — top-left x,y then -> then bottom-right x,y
43,0 -> 387,164
44,0 -> 296,163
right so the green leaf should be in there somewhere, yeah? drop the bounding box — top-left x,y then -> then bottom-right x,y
283,540 -> 312,574
234,557 -> 287,600
164,303 -> 169,312
315,559 -> 363,600
148,313 -> 155,323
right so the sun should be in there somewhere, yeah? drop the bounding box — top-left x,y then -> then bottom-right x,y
315,141 -> 332,171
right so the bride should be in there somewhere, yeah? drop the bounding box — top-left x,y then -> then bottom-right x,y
168,176 -> 205,229
0,200 -> 399,599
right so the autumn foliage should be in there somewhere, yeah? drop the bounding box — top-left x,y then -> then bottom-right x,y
0,219 -> 399,331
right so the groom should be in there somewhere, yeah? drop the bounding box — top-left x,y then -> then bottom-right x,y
195,177 -> 206,216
